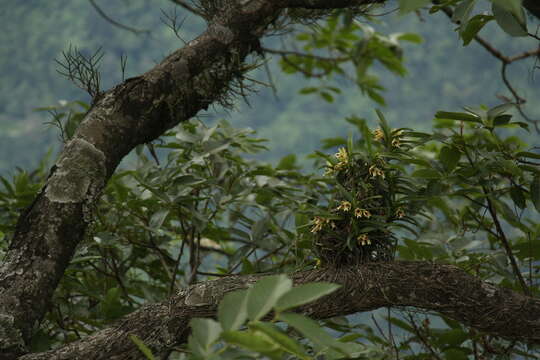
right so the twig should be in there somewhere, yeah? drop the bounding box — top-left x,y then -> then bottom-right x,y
407,314 -> 443,360
88,0 -> 149,35
161,8 -> 188,44
55,45 -> 104,100
168,0 -> 206,18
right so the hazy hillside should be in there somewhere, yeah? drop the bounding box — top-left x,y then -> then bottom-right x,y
1,0 -> 538,173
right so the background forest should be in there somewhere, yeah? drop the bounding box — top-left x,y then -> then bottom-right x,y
1,0 -> 539,172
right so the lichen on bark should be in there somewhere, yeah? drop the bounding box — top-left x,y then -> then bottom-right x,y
44,138 -> 106,221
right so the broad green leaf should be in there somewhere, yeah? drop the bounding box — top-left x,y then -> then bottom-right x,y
320,92 -> 334,103
277,154 -> 297,170
247,275 -> 292,321
218,290 -> 249,331
412,168 -> 441,179
221,330 -> 280,354
452,0 -> 477,24
149,209 -> 169,229
249,321 -> 309,359
299,87 -> 318,95
443,348 -> 469,360
129,335 -> 156,360
439,146 -> 460,172
487,103 -> 514,119
396,33 -> 423,43
278,313 -> 352,356
516,152 -> 540,160
461,14 -> 493,45
190,318 -> 222,349
275,282 -> 340,312
493,114 -> 512,126
250,217 -> 269,243
492,2 -> 527,36
493,0 -> 525,24
509,186 -> 526,209
435,111 -> 481,123
398,0 -> 432,13
514,240 -> 540,259
531,175 -> 540,212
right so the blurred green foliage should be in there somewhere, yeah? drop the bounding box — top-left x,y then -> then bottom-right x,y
1,0 -> 539,172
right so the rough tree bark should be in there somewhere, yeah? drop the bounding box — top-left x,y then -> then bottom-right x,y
16,262 -> 540,359
0,1 -> 538,359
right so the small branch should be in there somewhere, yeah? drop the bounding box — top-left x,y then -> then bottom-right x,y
407,314 -> 443,360
262,46 -> 348,62
168,0 -> 206,18
473,36 -> 510,64
55,45 -> 104,99
501,63 -> 526,104
484,193 -> 531,296
508,48 -> 540,63
88,0 -> 149,35
160,8 -> 188,44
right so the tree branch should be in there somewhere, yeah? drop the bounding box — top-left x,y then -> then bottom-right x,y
18,262 -> 540,359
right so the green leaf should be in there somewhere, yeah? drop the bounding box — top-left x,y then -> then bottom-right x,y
249,321 -> 309,359
412,168 -> 441,179
452,0 -> 477,24
516,151 -> 540,160
487,103 -> 514,119
218,290 -> 249,331
493,0 -> 525,24
493,114 -> 512,126
435,111 -> 481,123
250,217 -> 269,243
149,209 -> 169,229
396,33 -> 423,43
277,154 -> 297,170
278,313 -> 352,356
320,92 -> 334,103
439,146 -> 460,172
221,330 -> 280,354
275,283 -> 340,312
299,87 -> 318,94
509,186 -> 526,209
461,15 -> 493,45
531,175 -> 540,212
492,1 -> 527,37
190,318 -> 222,350
247,275 -> 292,321
129,335 -> 156,360
398,0 -> 432,13
443,348 -> 469,360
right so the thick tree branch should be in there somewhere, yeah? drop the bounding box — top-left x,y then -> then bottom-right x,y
18,262 -> 540,359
